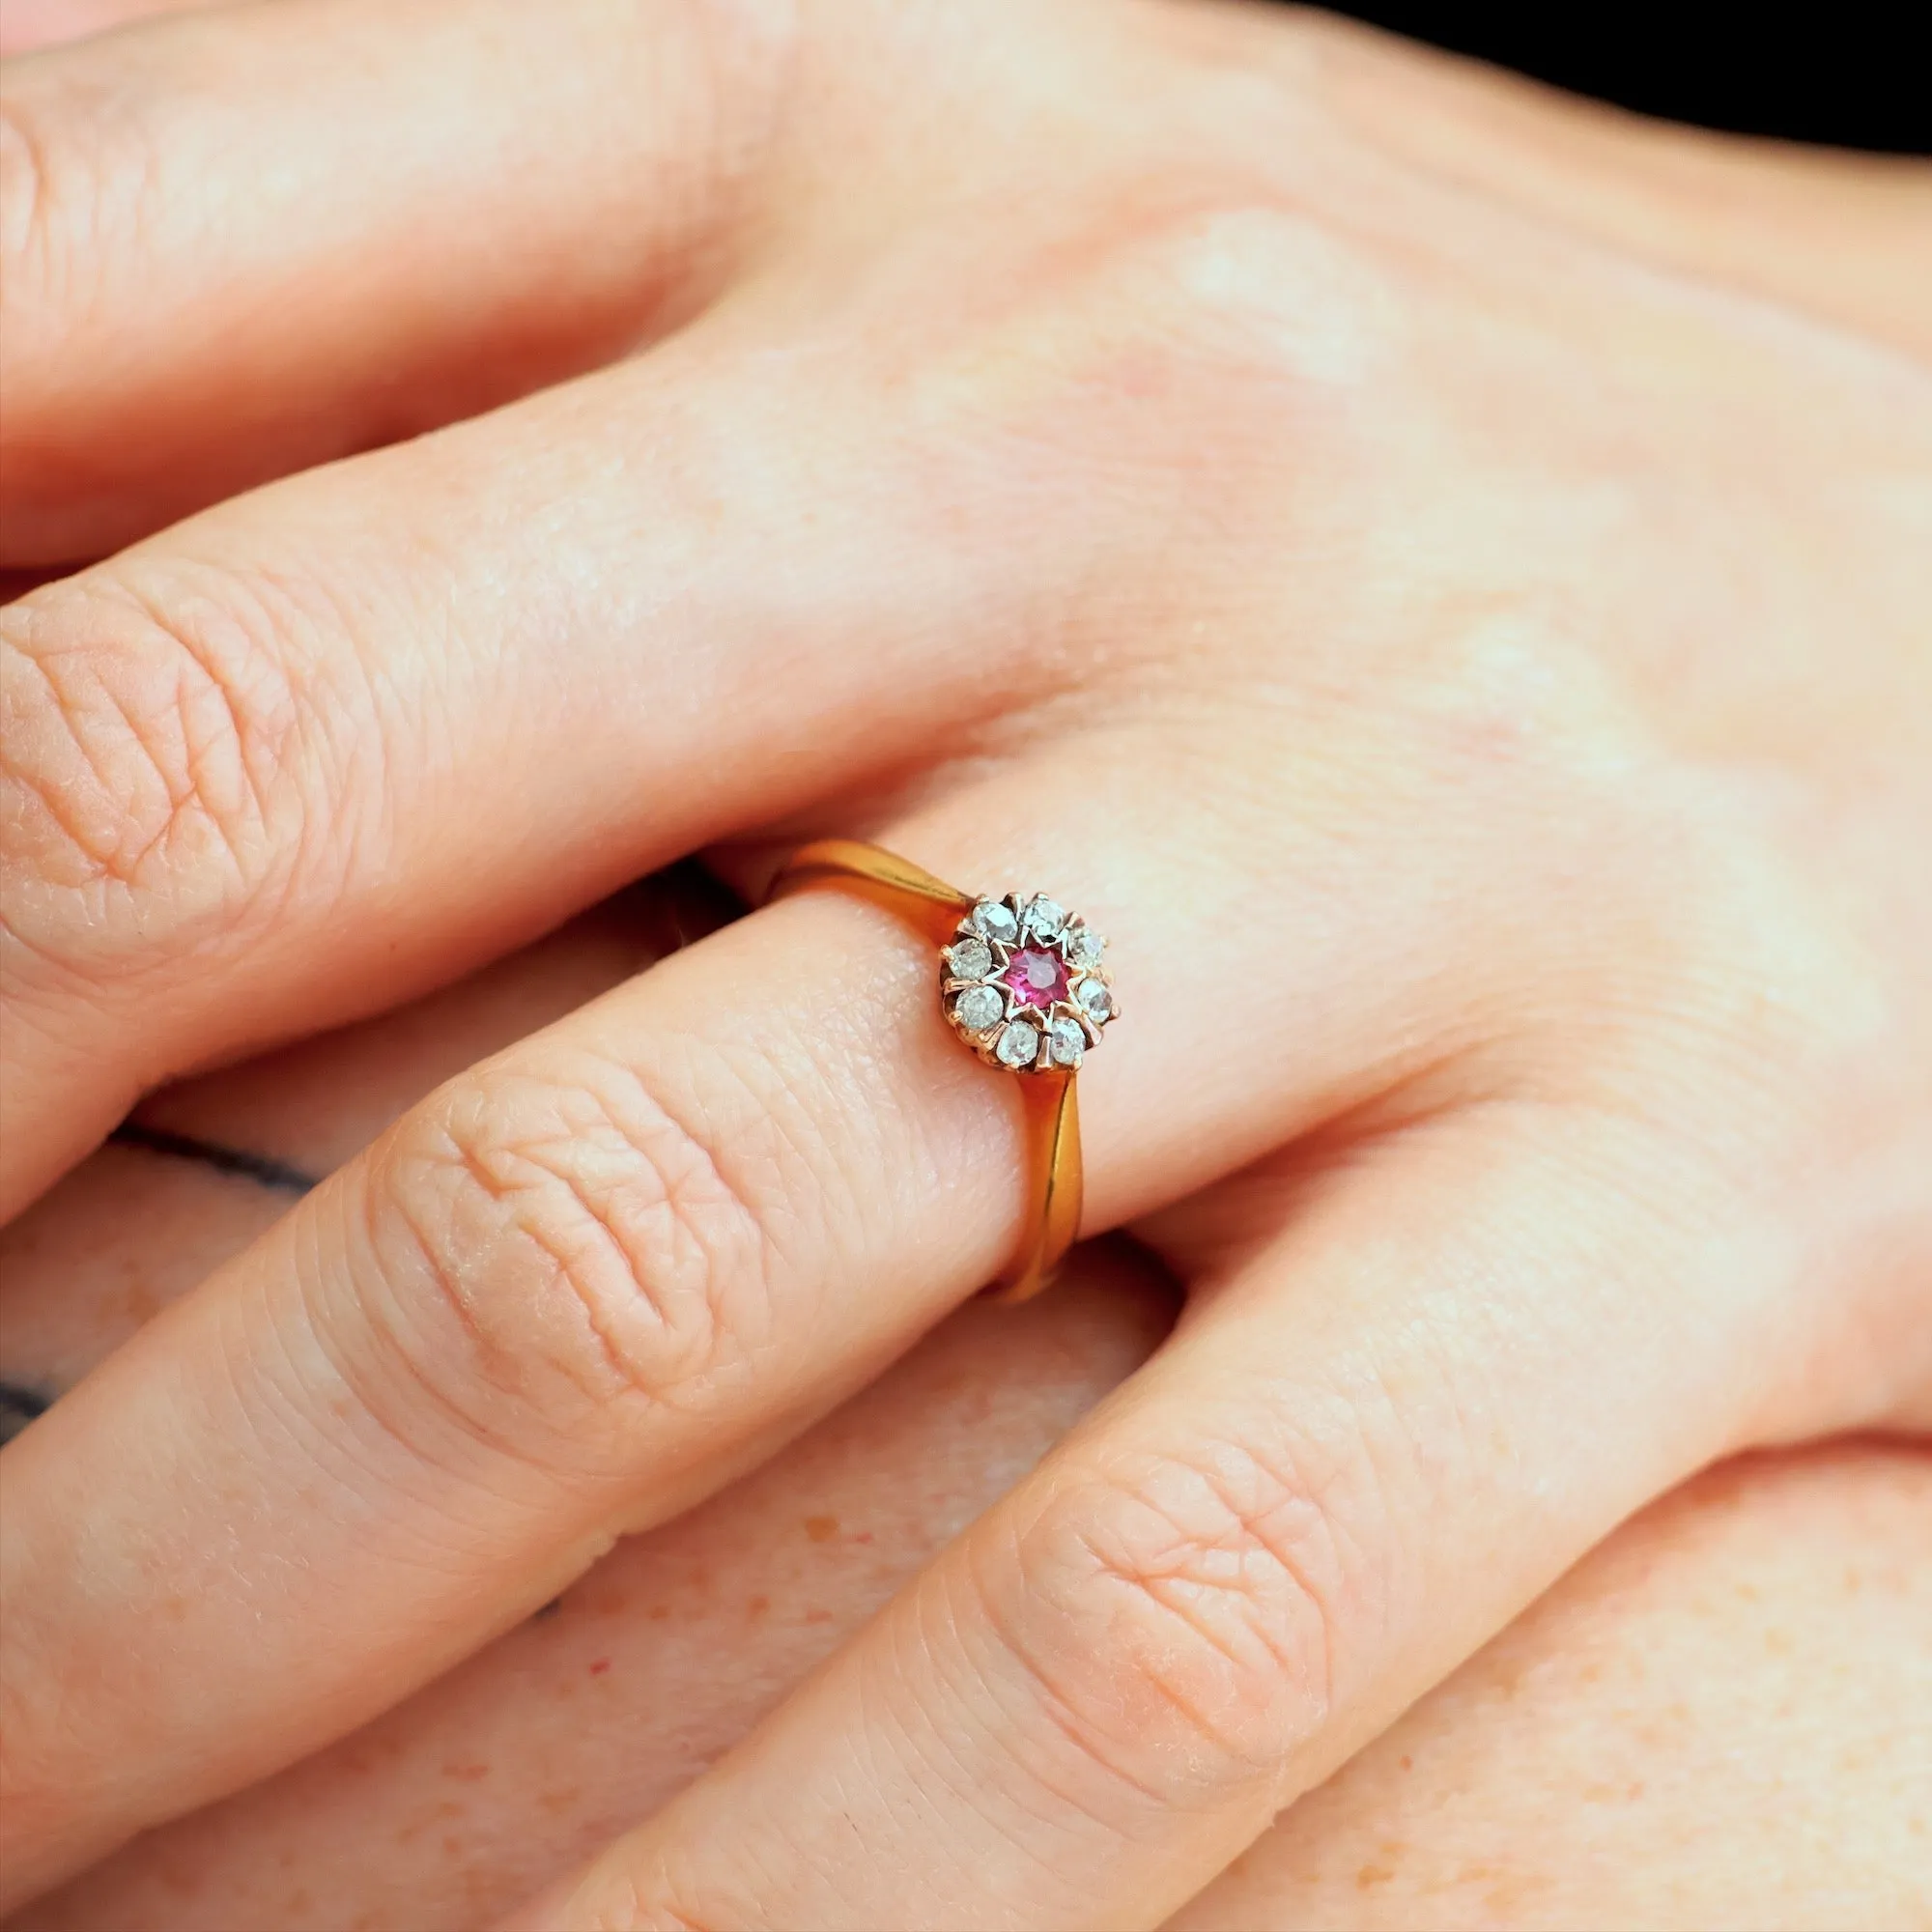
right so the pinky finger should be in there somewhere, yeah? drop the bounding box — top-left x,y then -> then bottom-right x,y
499,1101 -> 1792,1931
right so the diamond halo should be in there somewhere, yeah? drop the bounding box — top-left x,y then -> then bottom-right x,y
940,892 -> 1117,1073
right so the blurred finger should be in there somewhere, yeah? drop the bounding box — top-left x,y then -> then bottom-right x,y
0,0 -> 791,558
0,0 -> 217,59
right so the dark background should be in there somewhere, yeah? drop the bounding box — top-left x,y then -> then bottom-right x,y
1318,3 -> 1928,154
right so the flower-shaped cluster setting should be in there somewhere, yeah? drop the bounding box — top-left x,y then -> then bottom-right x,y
939,893 -> 1116,1074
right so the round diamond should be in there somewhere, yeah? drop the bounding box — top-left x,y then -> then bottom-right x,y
1076,978 -> 1113,1021
972,899 -> 1019,943
996,1020 -> 1039,1068
1067,926 -> 1104,967
1024,896 -> 1065,939
947,937 -> 993,981
1048,1018 -> 1086,1066
953,984 -> 1004,1032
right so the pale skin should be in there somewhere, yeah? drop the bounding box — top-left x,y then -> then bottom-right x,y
2,896 -> 1927,1929
1,0 -> 1930,1926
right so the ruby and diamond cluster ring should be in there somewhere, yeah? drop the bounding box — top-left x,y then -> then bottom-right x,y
939,894 -> 1117,1073
769,840 -> 1102,1298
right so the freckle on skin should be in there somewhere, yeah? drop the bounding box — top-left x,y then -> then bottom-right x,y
589,1657 -> 611,1675
804,1607 -> 835,1625
1355,1862 -> 1394,1889
158,1859 -> 202,1897
805,1514 -> 839,1542
853,1530 -> 874,1544
1399,1753 -> 1412,1771
441,1761 -> 491,1781
539,1786 -> 582,1815
647,1604 -> 670,1621
747,1593 -> 770,1619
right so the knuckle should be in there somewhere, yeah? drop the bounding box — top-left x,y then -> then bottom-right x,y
956,188 -> 1404,599
0,564 -> 321,986
1059,188 -> 1406,427
980,1414 -> 1395,1804
357,1050 -> 778,1471
1101,193 -> 1403,393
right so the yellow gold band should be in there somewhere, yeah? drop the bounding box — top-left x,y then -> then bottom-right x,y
769,838 -> 1085,1303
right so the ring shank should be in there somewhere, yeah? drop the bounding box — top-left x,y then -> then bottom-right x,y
768,839 -> 1084,1303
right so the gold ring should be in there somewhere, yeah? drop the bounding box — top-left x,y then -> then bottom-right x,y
767,838 -> 1118,1302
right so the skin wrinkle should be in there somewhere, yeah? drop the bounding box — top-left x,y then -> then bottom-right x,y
624,1036 -> 810,1363
201,546 -> 410,931
327,1166 -> 614,1494
82,568 -> 292,894
957,1522 -> 1225,1824
0,572 -> 296,987
440,1117 -> 677,1412
0,644 -> 117,885
2,624 -> 202,895
365,1040 -> 788,1452
1093,1457 -> 1331,1702
568,1045 -> 799,1397
915,1556 -> 1183,1875
1068,1441 -> 1350,1784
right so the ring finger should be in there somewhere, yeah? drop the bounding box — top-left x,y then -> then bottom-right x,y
0,719 -> 1477,1903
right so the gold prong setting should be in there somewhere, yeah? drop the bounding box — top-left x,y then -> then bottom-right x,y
939,892 -> 1117,1073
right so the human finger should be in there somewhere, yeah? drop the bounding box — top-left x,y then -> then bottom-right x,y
510,1099 -> 1869,1930
0,862 -> 1173,1925
0,712 -> 1501,1904
0,269 -> 1119,1223
0,0 -> 790,560
0,869 -> 734,1412
8,994 -> 1923,1932
0,0 -> 216,60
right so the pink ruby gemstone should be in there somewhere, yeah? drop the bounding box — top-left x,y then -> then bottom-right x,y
1002,948 -> 1070,1010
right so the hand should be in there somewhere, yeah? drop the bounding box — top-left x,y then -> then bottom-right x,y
3,896 -> 1923,1928
3,1 -> 1928,1922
